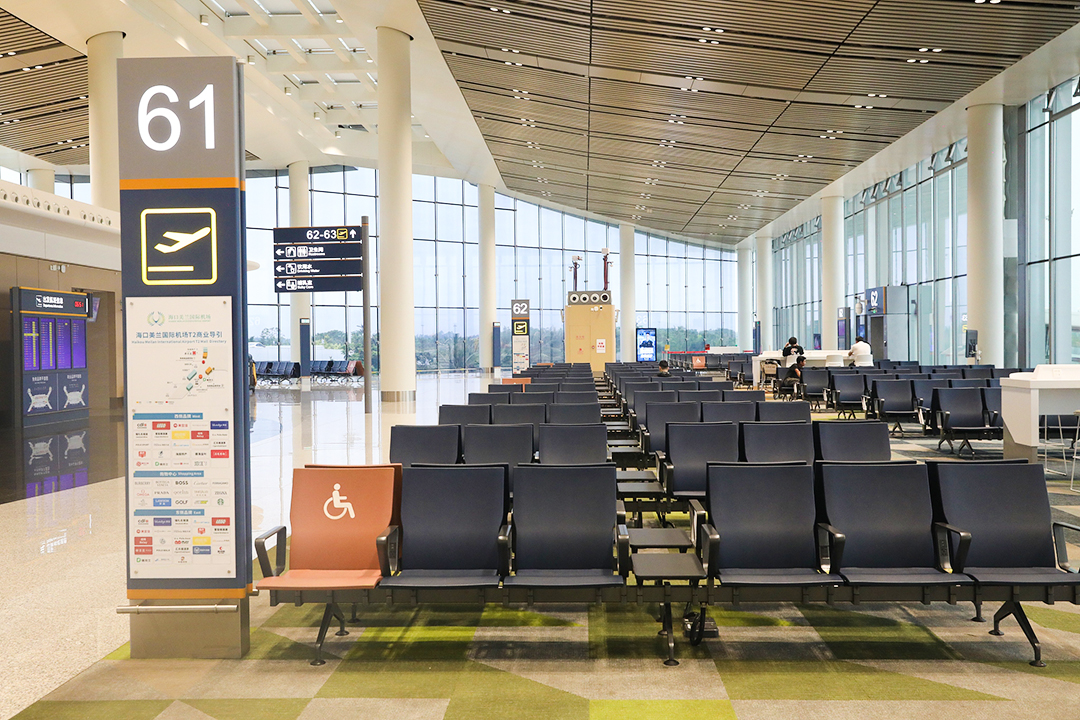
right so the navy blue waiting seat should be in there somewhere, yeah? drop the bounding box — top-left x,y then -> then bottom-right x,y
526,383 -> 560,394
829,374 -> 865,419
756,401 -> 811,423
547,402 -> 602,425
869,379 -> 918,435
462,423 -> 536,493
723,390 -> 766,403
813,421 -> 891,462
555,391 -> 599,404
936,388 -> 996,456
389,424 -> 462,467
660,422 -> 738,501
489,383 -> 523,393
642,402 -> 701,458
740,421 -> 814,464
503,464 -> 627,588
630,390 -> 677,430
538,423 -> 608,465
678,389 -> 722,403
439,403 -> 490,427
511,391 -> 554,405
491,403 -> 545,450
469,392 -> 510,405
701,401 -> 756,424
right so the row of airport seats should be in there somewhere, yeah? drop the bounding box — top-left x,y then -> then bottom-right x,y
668,351 -> 753,371
254,361 -> 301,386
310,360 -> 362,384
255,458 -> 1080,668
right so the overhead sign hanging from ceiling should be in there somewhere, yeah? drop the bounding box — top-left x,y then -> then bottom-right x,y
117,56 -> 252,603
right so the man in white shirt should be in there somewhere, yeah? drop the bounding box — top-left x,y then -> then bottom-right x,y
847,336 -> 872,365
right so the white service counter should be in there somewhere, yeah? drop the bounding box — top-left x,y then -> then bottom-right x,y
751,350 -> 871,385
1000,365 -> 1080,459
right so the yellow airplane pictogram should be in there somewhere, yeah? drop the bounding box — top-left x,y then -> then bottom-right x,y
154,227 -> 211,254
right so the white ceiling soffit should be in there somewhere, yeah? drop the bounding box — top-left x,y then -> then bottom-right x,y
0,0 -> 488,180
416,0 -> 1080,245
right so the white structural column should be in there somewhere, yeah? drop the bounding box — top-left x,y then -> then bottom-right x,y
754,234 -> 774,352
26,169 -> 55,193
479,184 -> 497,371
737,242 -> 754,351
377,26 -> 415,402
86,31 -> 123,212
619,223 -> 635,361
288,161 -> 310,364
820,195 -> 845,351
967,103 -> 1005,368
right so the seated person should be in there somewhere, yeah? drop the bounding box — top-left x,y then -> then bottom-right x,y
656,360 -> 671,377
847,336 -> 871,365
782,337 -> 804,357
781,355 -> 806,393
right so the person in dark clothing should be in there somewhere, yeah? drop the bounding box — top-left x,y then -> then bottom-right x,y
782,337 -> 804,357
656,360 -> 671,377
780,356 -> 806,396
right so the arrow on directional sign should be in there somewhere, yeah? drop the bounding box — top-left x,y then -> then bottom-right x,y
275,248 -> 284,256
276,281 -> 285,288
350,229 -> 356,238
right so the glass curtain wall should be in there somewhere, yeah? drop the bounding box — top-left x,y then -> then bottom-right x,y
772,218 -> 822,350
843,140 -> 969,363
244,165 -> 737,371
1024,78 -> 1080,364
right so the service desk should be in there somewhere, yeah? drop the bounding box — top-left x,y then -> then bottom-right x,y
1000,365 -> 1080,461
751,350 -> 868,386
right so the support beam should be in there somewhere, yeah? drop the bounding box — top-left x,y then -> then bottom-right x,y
820,195 -> 845,351
737,243 -> 753,352
223,15 -> 343,39
297,83 -> 374,103
479,184 -> 496,371
967,103 -> 1005,368
754,234 -> 774,352
288,0 -> 321,25
619,223 -> 635,361
377,26 -> 416,403
289,161 -> 311,365
232,0 -> 270,27
86,31 -> 122,213
266,54 -> 365,74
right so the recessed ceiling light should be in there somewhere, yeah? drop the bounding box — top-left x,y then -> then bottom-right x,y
919,59 -> 929,63
702,26 -> 711,31
919,48 -> 928,52
906,59 -> 917,63
335,16 -> 343,23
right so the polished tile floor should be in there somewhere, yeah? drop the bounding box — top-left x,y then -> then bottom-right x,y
4,372 -> 1080,720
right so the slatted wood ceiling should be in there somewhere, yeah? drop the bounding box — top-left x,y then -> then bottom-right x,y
420,0 -> 1080,243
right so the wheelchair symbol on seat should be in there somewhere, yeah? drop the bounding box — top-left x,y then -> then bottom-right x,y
323,483 -> 355,520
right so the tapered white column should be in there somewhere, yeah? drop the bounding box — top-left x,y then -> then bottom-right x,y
967,103 -> 1004,367
737,242 -> 753,351
26,168 -> 55,192
377,26 -> 415,402
754,234 -> 774,352
479,184 -> 496,371
619,223 -> 635,361
288,161 -> 311,364
821,195 -> 845,351
87,31 -> 123,212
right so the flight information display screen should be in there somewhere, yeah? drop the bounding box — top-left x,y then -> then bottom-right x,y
22,317 -> 38,371
38,318 -> 56,371
71,319 -> 87,369
56,319 -> 72,370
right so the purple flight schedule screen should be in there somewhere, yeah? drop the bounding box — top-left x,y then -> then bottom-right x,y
38,318 -> 56,371
71,319 -> 87,369
56,318 -> 72,370
22,317 -> 39,371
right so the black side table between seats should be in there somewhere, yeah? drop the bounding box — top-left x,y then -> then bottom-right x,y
632,553 -> 706,666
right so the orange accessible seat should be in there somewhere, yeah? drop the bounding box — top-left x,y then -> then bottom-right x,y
255,464 -> 401,664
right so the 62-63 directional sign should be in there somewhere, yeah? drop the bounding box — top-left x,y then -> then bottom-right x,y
272,226 -> 363,293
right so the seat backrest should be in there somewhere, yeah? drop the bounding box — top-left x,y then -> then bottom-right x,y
912,379 -> 949,406
701,401 -> 756,423
389,424 -> 461,467
555,391 -> 599,404
491,402 -> 546,449
991,367 -> 1020,379
538,423 -> 608,464
700,379 -> 734,391
558,383 -> 596,393
962,367 -> 993,380
462,423 -> 535,491
469,392 -> 510,405
667,423 -> 738,495
936,388 -> 985,428
707,463 -> 817,570
489,383 -> 523,393
949,379 -> 987,389
624,381 -> 662,409
982,387 -> 1002,426
723,390 -> 766,403
820,463 -> 935,569
678,389 -> 723,403
289,466 -> 398,571
831,374 -> 865,401
439,404 -> 490,427
933,371 -> 963,380
740,421 -> 814,464
931,462 -> 1056,569
511,391 -> 554,405
547,402 -> 602,425
813,421 -> 891,462
801,369 -> 829,393
872,380 -> 915,411
660,380 -> 698,392
756,401 -> 811,423
633,390 -> 677,426
399,466 -> 506,572
646,402 -> 702,451
526,383 -> 560,394
512,464 -> 617,571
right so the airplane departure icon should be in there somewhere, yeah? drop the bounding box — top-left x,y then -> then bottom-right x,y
154,227 -> 211,254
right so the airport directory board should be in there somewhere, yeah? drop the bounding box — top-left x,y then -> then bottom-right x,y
11,287 -> 92,427
117,56 -> 251,596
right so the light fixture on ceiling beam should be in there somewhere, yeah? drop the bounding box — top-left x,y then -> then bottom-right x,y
314,111 -> 322,120
284,86 -> 292,95
200,14 -> 209,25
336,15 -> 344,23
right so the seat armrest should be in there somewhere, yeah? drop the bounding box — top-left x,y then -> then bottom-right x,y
641,428 -> 651,455
1053,521 -> 1080,572
376,525 -> 400,576
628,409 -> 639,430
689,498 -> 707,547
255,525 -> 287,579
654,449 -> 666,464
498,522 -> 513,576
933,521 -> 971,573
700,523 -> 720,578
616,524 -> 630,578
659,459 -> 674,493
939,409 -> 950,431
816,522 -> 845,574
616,500 -> 627,526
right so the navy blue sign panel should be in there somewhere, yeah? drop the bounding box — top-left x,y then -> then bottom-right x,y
18,288 -> 91,317
274,276 -> 361,293
273,225 -> 362,244
275,259 -> 363,277
272,226 -> 364,294
865,286 -> 886,316
272,242 -> 361,260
